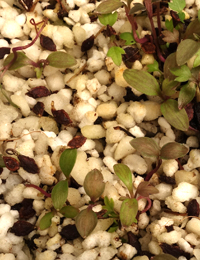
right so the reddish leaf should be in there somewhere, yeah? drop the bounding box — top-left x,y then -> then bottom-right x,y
0,47 -> 10,59
3,156 -> 20,171
81,35 -> 95,52
26,86 -> 51,98
18,155 -> 39,173
68,136 -> 87,148
51,101 -> 72,126
11,220 -> 35,236
32,102 -> 45,117
40,34 -> 56,51
185,103 -> 194,121
136,181 -> 159,197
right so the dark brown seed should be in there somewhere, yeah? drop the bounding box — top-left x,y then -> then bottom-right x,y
0,47 -> 10,59
19,199 -> 36,220
11,220 -> 35,236
51,101 -> 72,126
141,42 -> 156,54
3,156 -> 20,171
26,86 -> 51,98
18,155 -> 39,174
127,231 -> 141,252
166,225 -> 174,232
68,136 -> 87,148
40,34 -> 56,51
104,25 -> 117,37
160,243 -> 190,259
187,199 -> 200,217
81,35 -> 95,52
60,225 -> 80,240
123,47 -> 141,62
159,175 -> 176,185
32,102 -> 45,117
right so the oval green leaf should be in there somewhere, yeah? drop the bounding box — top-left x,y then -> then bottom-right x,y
120,198 -> 138,227
176,39 -> 200,66
98,12 -> 118,26
164,52 -> 178,80
113,164 -> 133,197
3,52 -> 33,70
51,180 -> 68,210
59,148 -> 77,178
96,0 -> 124,14
83,169 -> 105,202
47,51 -> 77,68
178,82 -> 196,109
123,69 -> 161,96
130,137 -> 160,158
184,19 -> 200,40
75,208 -> 97,238
39,212 -> 54,230
160,142 -> 189,160
60,205 -> 79,218
153,254 -> 178,260
162,79 -> 179,97
161,99 -> 189,131
129,3 -> 146,15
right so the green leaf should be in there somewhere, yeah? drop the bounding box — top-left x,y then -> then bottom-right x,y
59,148 -> 77,178
0,154 -> 5,167
98,12 -> 118,26
0,85 -> 19,109
39,212 -> 54,230
123,69 -> 161,96
3,52 -> 33,70
178,82 -> 196,109
153,254 -> 178,260
162,79 -> 179,97
107,46 -> 125,66
169,0 -> 186,14
161,99 -> 189,131
176,39 -> 200,66
193,49 -> 200,68
120,198 -> 138,227
184,19 -> 200,40
165,19 -> 174,32
130,137 -> 160,158
113,164 -> 133,197
75,208 -> 97,238
83,169 -> 105,202
164,52 -> 178,80
147,60 -> 161,73
60,205 -> 79,218
178,11 -> 185,23
35,67 -> 43,78
120,32 -> 136,45
160,142 -> 189,160
129,3 -> 146,15
47,51 -> 76,68
103,196 -> 114,212
96,0 -> 124,14
51,180 -> 68,210
136,181 -> 159,197
170,65 -> 192,82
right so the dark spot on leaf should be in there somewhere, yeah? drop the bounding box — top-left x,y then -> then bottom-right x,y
60,224 -> 80,240
81,35 -> 95,52
0,47 -> 10,59
141,42 -> 156,54
40,34 -> 56,51
127,231 -> 141,252
32,102 -> 45,117
187,199 -> 200,217
68,136 -> 87,148
11,220 -> 35,236
26,86 -> 51,98
166,225 -> 174,232
19,199 -> 36,220
160,243 -> 190,259
51,101 -> 72,126
3,156 -> 20,171
18,155 -> 39,174
159,175 -> 176,185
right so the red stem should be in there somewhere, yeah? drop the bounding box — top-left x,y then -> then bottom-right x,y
145,158 -> 162,181
176,159 -> 184,170
25,184 -> 51,198
137,195 -> 152,213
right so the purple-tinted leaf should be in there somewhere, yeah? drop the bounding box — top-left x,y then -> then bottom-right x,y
178,82 -> 196,109
136,181 -> 159,197
26,86 -> 51,98
51,180 -> 68,210
75,208 -> 97,238
130,137 -> 160,158
176,39 -> 200,66
60,206 -> 79,218
113,164 -> 133,197
18,154 -> 39,173
40,34 -> 56,51
96,0 -> 124,14
3,156 -> 20,171
39,212 -> 54,230
161,99 -> 189,131
3,52 -> 33,70
51,101 -> 72,126
184,19 -> 200,40
162,79 -> 178,97
160,142 -> 189,160
59,148 -> 77,178
120,198 -> 138,227
123,69 -> 161,96
0,47 -> 10,59
47,51 -> 76,68
84,169 -> 105,202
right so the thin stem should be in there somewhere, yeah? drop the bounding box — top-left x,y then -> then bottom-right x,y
176,159 -> 184,170
145,158 -> 162,181
155,2 -> 161,36
25,184 -> 51,198
137,195 -> 152,213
